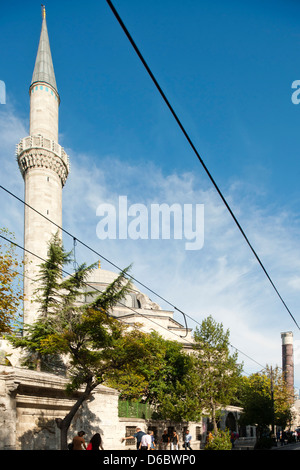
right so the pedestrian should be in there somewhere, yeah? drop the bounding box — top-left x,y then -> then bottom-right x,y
150,430 -> 156,450
183,429 -> 192,450
160,430 -> 169,450
276,429 -> 280,446
72,431 -> 87,450
139,431 -> 152,450
230,431 -> 235,448
282,430 -> 287,445
122,427 -> 146,450
86,432 -> 104,450
170,430 -> 179,450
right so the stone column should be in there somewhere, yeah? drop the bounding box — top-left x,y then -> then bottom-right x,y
281,331 -> 294,393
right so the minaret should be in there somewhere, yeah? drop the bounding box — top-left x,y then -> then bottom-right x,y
16,6 -> 70,325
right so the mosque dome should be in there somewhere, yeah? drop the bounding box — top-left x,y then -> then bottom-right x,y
81,265 -> 161,311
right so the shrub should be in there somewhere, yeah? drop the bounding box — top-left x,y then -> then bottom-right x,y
204,430 -> 232,450
254,436 -> 274,450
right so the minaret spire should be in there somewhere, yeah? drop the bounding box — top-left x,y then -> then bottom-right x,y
31,4 -> 57,93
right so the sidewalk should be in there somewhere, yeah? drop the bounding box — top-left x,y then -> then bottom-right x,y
272,441 -> 300,450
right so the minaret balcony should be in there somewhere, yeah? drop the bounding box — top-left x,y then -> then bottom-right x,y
16,135 -> 70,186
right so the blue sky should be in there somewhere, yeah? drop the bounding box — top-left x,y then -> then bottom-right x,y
1,0 -> 300,388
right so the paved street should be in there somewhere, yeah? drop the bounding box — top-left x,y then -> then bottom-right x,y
272,442 -> 300,451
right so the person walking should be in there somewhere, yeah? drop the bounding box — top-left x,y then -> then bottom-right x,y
160,430 -> 169,450
184,429 -> 192,450
139,431 -> 152,450
170,430 -> 179,450
149,431 -> 156,450
122,427 -> 146,450
86,433 -> 104,450
72,431 -> 87,450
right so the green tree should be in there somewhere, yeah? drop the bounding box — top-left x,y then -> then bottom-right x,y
9,234 -> 153,449
238,367 -> 294,440
267,365 -> 295,429
10,233 -> 72,371
238,374 -> 273,440
192,315 -> 243,433
0,229 -> 23,334
149,337 -> 200,422
110,331 -> 198,422
204,430 -> 232,450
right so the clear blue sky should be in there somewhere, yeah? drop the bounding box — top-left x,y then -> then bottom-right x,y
1,0 -> 300,386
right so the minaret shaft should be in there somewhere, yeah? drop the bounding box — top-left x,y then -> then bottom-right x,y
29,83 -> 59,142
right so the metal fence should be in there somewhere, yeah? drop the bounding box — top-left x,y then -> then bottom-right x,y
118,399 -> 154,419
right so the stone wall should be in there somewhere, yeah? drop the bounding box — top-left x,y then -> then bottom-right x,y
0,365 -> 246,451
0,366 -> 207,451
0,366 -> 120,450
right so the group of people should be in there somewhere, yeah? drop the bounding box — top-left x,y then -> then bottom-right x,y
71,427 -> 193,451
276,429 -> 300,445
122,428 -> 156,450
70,431 -> 104,450
122,427 -> 193,450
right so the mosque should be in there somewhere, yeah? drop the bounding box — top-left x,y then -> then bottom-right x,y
0,7 -> 251,450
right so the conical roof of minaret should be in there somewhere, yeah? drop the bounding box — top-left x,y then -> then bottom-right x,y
31,6 -> 57,92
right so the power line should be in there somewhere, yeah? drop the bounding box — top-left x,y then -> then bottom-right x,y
1,180 -> 298,339
11,254 -> 300,389
0,182 -> 296,375
1,233 -> 288,380
0,184 -> 196,331
0,233 -> 193,346
105,0 -> 300,331
11,259 -> 287,382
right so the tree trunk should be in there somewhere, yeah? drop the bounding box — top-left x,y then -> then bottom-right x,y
55,381 -> 96,450
211,397 -> 218,434
36,353 -> 42,372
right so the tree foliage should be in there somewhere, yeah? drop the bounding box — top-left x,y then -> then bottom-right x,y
191,315 -> 243,432
9,234 -> 144,449
238,366 -> 294,436
204,430 -> 232,450
109,331 -> 198,422
0,229 -> 23,334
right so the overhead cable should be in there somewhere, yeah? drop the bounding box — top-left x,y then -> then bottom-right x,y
105,0 -> 300,331
2,234 -> 289,379
0,184 -> 193,334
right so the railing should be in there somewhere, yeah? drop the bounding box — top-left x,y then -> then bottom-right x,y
118,399 -> 154,419
16,135 -> 70,171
